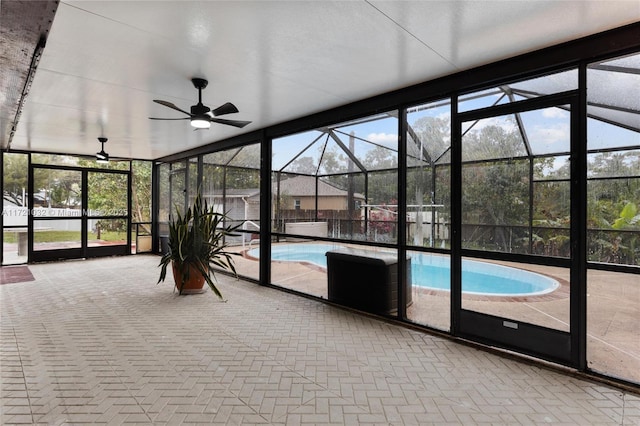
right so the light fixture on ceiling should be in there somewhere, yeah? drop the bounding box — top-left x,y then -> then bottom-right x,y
96,137 -> 109,163
150,78 -> 250,130
190,114 -> 211,129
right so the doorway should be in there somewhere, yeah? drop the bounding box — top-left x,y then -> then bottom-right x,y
453,93 -> 581,366
29,165 -> 130,262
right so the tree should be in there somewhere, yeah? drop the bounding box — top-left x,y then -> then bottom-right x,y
363,146 -> 397,169
132,160 -> 152,226
288,156 -> 317,175
613,202 -> 640,230
226,167 -> 260,190
319,146 -> 347,175
405,116 -> 453,247
3,153 -> 28,206
408,115 -> 451,163
228,144 -> 260,169
462,122 -> 525,161
459,123 -> 529,252
34,168 -> 81,209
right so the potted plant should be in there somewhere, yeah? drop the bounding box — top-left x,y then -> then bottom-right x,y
158,193 -> 239,298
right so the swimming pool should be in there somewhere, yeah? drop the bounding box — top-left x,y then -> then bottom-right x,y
248,243 -> 559,297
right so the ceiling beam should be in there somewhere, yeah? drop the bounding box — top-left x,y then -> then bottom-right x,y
0,0 -> 58,150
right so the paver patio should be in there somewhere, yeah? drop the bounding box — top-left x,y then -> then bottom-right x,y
1,255 -> 639,425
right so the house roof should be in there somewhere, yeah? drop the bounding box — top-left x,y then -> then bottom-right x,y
275,175 -> 365,199
204,188 -> 260,199
202,177 -> 366,200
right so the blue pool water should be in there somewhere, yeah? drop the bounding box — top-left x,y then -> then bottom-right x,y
248,244 -> 559,296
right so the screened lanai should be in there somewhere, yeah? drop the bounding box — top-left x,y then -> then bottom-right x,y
266,59 -> 639,263
154,50 -> 639,387
3,13 -> 639,392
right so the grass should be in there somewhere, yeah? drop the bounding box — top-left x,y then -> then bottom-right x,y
3,230 -> 127,243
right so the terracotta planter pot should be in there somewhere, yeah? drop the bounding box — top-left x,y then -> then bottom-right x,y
172,262 -> 206,294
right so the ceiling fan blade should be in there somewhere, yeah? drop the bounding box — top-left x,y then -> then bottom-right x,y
212,102 -> 239,116
149,117 -> 191,120
153,100 -> 191,116
210,117 -> 252,128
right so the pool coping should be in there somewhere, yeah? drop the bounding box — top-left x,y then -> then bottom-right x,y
242,246 -> 571,302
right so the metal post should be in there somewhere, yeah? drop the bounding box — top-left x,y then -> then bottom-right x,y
572,66 -> 588,370
451,97 -> 462,334
347,131 -> 355,236
259,131 -> 272,286
398,108 -> 408,320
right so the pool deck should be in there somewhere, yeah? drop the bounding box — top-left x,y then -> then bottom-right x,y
232,243 -> 639,385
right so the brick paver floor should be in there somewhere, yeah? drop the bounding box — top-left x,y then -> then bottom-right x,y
1,255 -> 639,425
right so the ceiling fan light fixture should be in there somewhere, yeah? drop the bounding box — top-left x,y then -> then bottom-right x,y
96,137 -> 109,163
151,78 -> 250,129
190,116 -> 210,129
96,151 -> 109,163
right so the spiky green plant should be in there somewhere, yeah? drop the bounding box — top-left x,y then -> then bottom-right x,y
158,193 -> 240,298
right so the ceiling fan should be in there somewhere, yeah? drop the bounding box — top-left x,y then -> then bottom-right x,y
149,78 -> 251,129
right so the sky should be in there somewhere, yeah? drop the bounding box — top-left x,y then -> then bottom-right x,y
270,64 -> 638,173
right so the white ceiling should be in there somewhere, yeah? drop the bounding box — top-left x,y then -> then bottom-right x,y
8,0 -> 640,160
